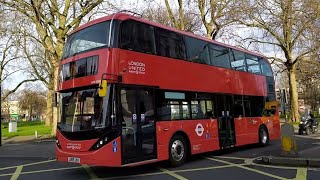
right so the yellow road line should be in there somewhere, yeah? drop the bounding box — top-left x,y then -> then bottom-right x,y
0,161 -> 247,179
159,168 -> 188,180
0,173 -> 14,177
98,164 -> 238,180
294,168 -> 307,180
206,157 -> 289,180
0,159 -> 56,171
83,165 -> 99,179
245,158 -> 299,170
10,165 -> 23,180
0,156 -> 304,180
173,164 -> 239,173
20,166 -> 82,175
0,166 -> 82,177
308,167 -> 320,171
212,156 -> 249,160
97,172 -> 165,180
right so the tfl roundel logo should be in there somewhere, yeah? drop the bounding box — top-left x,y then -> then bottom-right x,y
195,123 -> 204,137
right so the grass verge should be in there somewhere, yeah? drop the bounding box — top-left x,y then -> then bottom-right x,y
1,121 -> 51,138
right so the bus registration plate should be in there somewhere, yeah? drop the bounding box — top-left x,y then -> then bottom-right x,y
68,157 -> 80,163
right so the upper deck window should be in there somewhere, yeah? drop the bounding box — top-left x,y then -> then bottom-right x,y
120,20 -> 156,54
185,37 -> 210,64
260,59 -> 273,76
157,29 -> 186,60
62,21 -> 110,59
246,54 -> 261,74
209,44 -> 231,68
230,50 -> 246,72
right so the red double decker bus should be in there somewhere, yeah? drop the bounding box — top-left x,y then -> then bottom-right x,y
56,12 -> 280,167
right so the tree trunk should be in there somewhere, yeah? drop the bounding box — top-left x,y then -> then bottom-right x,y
28,108 -> 32,121
288,66 -> 300,122
50,67 -> 59,136
45,79 -> 54,126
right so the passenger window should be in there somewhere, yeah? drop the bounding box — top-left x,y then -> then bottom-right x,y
209,45 -> 231,68
243,99 -> 251,117
182,101 -> 190,119
260,59 -> 273,76
233,96 -> 244,118
231,50 -> 246,72
157,29 -> 186,60
120,20 -> 156,54
250,96 -> 264,117
191,100 -> 206,119
246,54 -> 261,74
185,37 -> 210,64
243,96 -> 265,117
169,101 -> 180,120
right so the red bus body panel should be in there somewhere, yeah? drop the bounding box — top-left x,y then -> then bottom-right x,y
56,131 -> 122,167
118,49 -> 267,95
156,120 -> 219,161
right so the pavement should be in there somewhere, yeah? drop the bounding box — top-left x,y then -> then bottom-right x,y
255,121 -> 320,168
1,135 -> 55,145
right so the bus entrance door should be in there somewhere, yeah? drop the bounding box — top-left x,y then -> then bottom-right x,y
120,86 -> 157,165
216,95 -> 236,149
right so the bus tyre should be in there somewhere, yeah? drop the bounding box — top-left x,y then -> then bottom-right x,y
169,135 -> 187,167
259,127 -> 269,146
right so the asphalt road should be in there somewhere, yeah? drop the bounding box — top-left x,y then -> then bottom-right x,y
1,135 -> 320,180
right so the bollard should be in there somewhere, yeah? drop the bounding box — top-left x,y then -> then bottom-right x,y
35,130 -> 38,139
280,123 -> 297,157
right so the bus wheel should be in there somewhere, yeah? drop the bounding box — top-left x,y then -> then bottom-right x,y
169,135 -> 187,167
259,127 -> 269,146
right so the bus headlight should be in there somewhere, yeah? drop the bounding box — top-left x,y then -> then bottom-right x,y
56,139 -> 62,149
91,137 -> 108,150
89,130 -> 119,151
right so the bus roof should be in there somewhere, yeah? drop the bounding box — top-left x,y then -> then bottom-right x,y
72,13 -> 267,60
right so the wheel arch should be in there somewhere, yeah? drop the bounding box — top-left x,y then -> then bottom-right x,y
259,124 -> 269,139
171,130 -> 191,157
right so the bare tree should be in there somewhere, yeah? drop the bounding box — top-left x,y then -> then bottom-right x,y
0,0 -> 104,135
237,0 -> 319,122
18,89 -> 46,121
0,34 -> 37,101
196,0 -> 238,39
143,5 -> 202,33
296,58 -> 320,111
164,0 -> 186,30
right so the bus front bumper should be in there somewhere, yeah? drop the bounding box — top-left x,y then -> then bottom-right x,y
56,137 -> 122,167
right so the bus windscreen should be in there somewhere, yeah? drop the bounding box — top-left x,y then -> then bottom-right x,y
58,87 -> 111,132
62,21 -> 110,59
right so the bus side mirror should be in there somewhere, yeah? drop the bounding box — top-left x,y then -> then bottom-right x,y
98,80 -> 108,97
